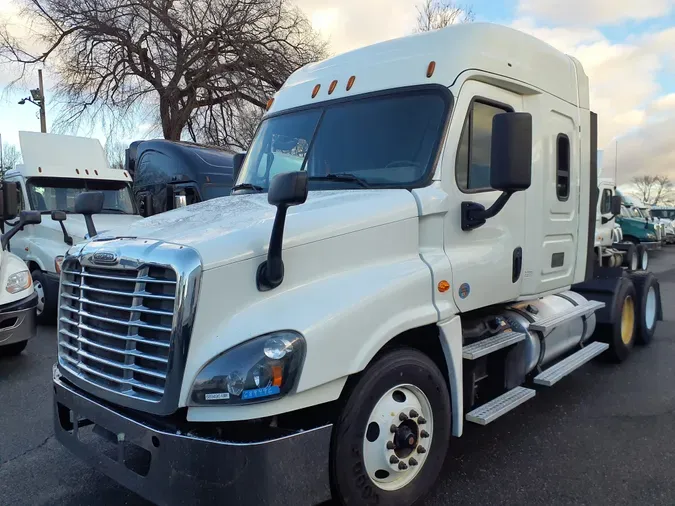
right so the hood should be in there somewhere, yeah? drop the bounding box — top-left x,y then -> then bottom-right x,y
114,190 -> 419,270
41,214 -> 143,243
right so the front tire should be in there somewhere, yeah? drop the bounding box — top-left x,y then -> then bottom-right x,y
31,270 -> 55,325
0,340 -> 28,356
637,245 -> 649,270
330,348 -> 451,506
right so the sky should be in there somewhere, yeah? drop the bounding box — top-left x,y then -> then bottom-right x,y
2,0 -> 675,184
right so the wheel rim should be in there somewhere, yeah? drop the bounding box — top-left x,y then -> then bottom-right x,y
621,295 -> 635,345
645,286 -> 657,330
34,280 -> 45,316
642,251 -> 648,270
630,253 -> 638,271
362,385 -> 434,491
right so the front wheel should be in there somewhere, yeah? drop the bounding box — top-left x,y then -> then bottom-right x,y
595,278 -> 637,362
630,272 -> 660,345
0,340 -> 28,356
31,270 -> 55,325
330,348 -> 451,506
637,245 -> 649,270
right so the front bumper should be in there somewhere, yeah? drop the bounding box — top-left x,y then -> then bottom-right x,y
0,292 -> 38,346
53,370 -> 333,506
641,241 -> 661,250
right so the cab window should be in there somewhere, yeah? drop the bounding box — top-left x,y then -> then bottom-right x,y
600,189 -> 613,214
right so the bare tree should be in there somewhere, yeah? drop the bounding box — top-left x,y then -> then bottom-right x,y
0,0 -> 328,144
105,138 -> 127,170
415,0 -> 474,32
631,175 -> 674,206
1,143 -> 22,172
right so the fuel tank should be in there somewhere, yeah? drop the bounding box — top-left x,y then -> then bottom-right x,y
503,291 -> 597,374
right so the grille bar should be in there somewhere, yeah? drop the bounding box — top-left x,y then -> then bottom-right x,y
57,258 -> 177,402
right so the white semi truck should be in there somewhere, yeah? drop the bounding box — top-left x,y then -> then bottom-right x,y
53,23 -> 662,506
5,131 -> 141,323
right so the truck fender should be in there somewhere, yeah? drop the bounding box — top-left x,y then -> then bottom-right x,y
437,315 -> 463,437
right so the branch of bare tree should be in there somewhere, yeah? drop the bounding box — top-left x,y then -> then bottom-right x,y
631,175 -> 674,206
415,0 -> 474,32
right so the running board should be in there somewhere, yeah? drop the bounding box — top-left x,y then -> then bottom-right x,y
533,341 -> 609,386
462,331 -> 527,360
465,387 -> 536,426
529,300 -> 605,336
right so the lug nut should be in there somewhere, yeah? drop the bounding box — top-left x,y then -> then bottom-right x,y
420,430 -> 430,438
417,445 -> 427,454
417,416 -> 427,425
389,455 -> 400,464
409,409 -> 419,418
390,424 -> 398,433
398,461 -> 408,470
386,441 -> 395,450
399,412 -> 408,421
409,457 -> 419,466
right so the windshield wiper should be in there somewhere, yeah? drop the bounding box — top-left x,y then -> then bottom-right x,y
231,183 -> 264,192
101,208 -> 128,214
309,173 -> 370,188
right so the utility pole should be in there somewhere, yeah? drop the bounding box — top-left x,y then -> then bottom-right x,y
38,69 -> 46,133
18,69 -> 47,133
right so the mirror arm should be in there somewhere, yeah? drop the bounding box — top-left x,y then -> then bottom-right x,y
83,216 -> 97,238
1,222 -> 22,251
256,205 -> 288,292
461,191 -> 514,232
58,222 -> 74,246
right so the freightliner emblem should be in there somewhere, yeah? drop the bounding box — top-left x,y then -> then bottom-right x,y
92,251 -> 118,265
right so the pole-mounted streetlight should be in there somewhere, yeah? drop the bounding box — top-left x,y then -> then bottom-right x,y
18,69 -> 47,133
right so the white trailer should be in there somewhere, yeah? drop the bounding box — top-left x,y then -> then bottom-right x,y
52,23 -> 662,506
4,132 -> 141,323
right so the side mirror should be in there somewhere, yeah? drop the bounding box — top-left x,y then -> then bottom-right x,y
75,191 -> 104,238
2,211 -> 41,250
51,211 -> 73,246
232,152 -> 246,182
489,112 -> 533,191
1,182 -> 19,221
461,112 -> 532,231
611,195 -> 622,216
256,171 -> 308,292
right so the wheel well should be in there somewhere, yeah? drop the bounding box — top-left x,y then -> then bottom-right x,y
27,261 -> 40,273
623,235 -> 639,244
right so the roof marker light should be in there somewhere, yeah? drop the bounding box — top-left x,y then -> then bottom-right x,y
347,76 -> 356,91
76,169 -> 80,174
94,170 -> 99,175
38,167 -> 42,173
312,84 -> 321,98
85,169 -> 90,175
328,80 -> 338,95
427,61 -> 436,78
266,98 -> 274,110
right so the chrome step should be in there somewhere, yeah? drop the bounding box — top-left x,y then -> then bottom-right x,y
465,386 -> 536,426
462,331 -> 527,360
529,300 -> 605,336
533,341 -> 609,387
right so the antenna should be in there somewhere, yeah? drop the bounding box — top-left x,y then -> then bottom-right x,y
614,139 -> 618,185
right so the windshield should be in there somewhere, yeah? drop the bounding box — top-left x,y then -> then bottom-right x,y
652,209 -> 675,219
26,177 -> 136,215
236,88 -> 450,191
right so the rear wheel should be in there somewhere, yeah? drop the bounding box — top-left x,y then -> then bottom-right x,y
637,245 -> 649,270
330,348 -> 451,506
0,340 -> 28,356
595,278 -> 637,362
630,272 -> 659,345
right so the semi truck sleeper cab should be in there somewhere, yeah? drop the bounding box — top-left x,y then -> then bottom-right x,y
53,23 -> 662,506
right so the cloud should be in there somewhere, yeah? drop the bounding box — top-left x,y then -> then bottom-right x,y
517,0 -> 675,26
294,0 -> 418,55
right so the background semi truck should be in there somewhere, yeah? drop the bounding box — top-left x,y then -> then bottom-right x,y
4,131 -> 141,323
52,23 -> 662,506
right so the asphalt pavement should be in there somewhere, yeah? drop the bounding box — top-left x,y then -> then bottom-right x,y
1,249 -> 675,506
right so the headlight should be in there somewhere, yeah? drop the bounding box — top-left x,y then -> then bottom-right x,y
55,256 -> 64,274
189,331 -> 306,406
6,270 -> 32,294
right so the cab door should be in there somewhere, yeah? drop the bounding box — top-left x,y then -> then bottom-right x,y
442,80 -> 527,311
3,177 -> 32,257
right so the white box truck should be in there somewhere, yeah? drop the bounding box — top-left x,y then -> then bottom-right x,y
52,23 -> 662,506
4,132 -> 141,323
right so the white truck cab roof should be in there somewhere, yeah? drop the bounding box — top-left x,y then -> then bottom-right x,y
269,22 -> 589,116
13,131 -> 131,182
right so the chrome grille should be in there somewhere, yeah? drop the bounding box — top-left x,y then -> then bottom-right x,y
58,259 -> 177,402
